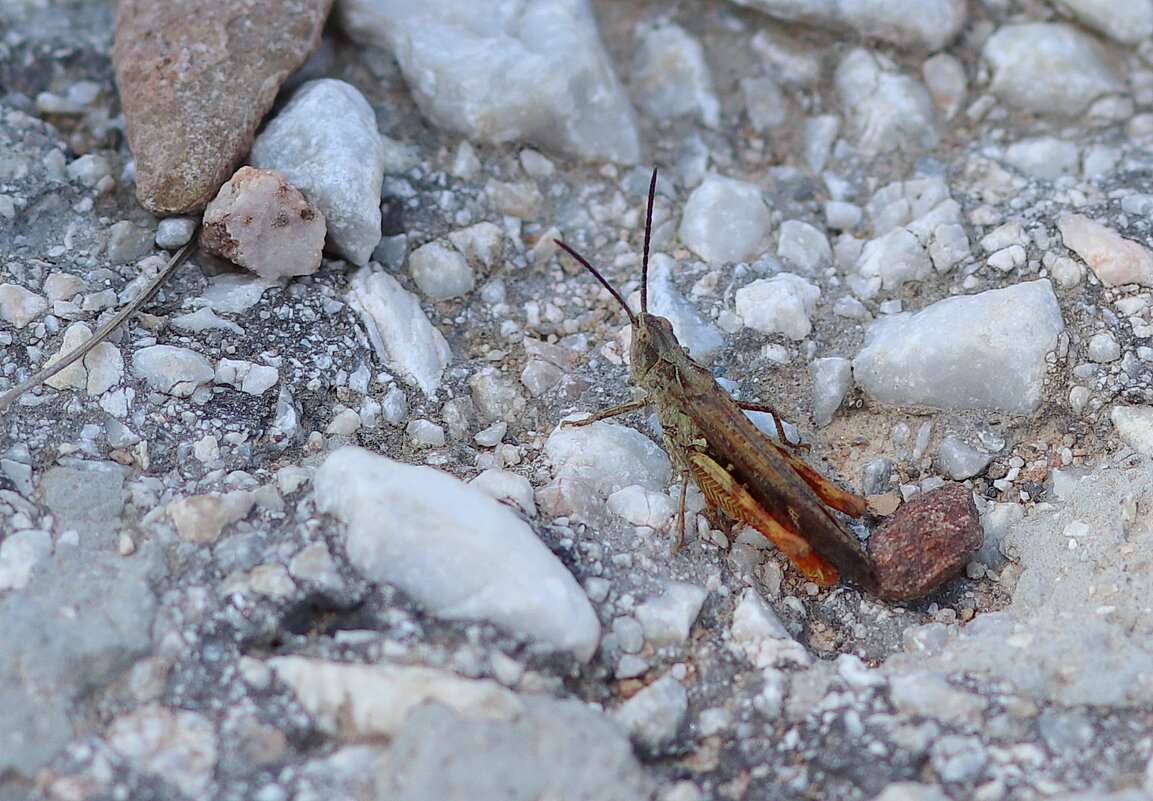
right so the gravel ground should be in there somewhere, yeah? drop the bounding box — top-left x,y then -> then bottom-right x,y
4,1 -> 1153,800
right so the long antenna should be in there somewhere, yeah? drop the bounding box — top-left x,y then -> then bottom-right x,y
554,239 -> 636,326
641,167 -> 657,315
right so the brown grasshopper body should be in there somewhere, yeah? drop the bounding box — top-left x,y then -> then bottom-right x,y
556,169 -> 878,592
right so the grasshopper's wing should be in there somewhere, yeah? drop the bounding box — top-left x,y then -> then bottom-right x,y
692,394 -> 878,591
689,451 -> 839,585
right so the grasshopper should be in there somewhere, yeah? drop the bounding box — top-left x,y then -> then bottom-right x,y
555,169 -> 879,592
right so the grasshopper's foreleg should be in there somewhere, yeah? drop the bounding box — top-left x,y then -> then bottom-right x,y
672,472 -> 690,553
563,398 -> 650,427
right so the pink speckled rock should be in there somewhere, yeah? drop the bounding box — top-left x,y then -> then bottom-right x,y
113,0 -> 333,214
200,167 -> 326,279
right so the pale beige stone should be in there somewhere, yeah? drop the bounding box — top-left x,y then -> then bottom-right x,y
200,167 -> 326,279
1058,213 -> 1153,287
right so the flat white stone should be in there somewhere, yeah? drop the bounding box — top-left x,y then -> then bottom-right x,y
1111,406 -> 1153,456
214,359 -> 279,395
735,273 -> 820,340
0,283 -> 47,329
633,22 -> 719,128
408,240 -> 474,300
0,529 -> 52,591
634,581 -> 708,645
314,446 -> 601,660
606,485 -> 675,529
613,675 -> 687,750
725,0 -> 965,50
809,356 -> 853,427
854,227 -> 933,299
777,219 -> 832,273
679,174 -> 772,264
1055,0 -> 1153,45
835,49 -> 939,156
936,435 -> 995,480
469,469 -> 537,516
852,280 -> 1065,414
1003,137 -> 1080,181
250,79 -> 385,265
347,268 -> 452,397
268,656 -> 523,739
983,23 -> 1122,116
131,345 -> 215,397
84,342 -> 123,396
339,0 -> 639,164
43,322 -> 92,391
729,588 -> 811,668
544,420 -> 672,498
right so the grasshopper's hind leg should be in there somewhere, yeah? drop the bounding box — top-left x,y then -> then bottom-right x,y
688,451 -> 839,586
737,401 -> 810,452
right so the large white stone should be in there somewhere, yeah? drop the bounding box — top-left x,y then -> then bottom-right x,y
338,0 -> 640,164
250,79 -> 385,265
632,22 -> 719,128
130,345 -> 215,397
852,280 -> 1064,414
314,446 -> 601,660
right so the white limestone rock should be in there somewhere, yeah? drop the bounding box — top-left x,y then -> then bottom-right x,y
729,588 -> 811,669
679,174 -> 772,264
250,79 -> 385,265
338,0 -> 640,164
836,49 -> 940,157
0,283 -> 47,329
725,0 -> 965,51
314,446 -> 601,660
268,656 -> 522,739
983,23 -> 1122,117
131,345 -> 215,397
735,273 -> 820,340
347,268 -> 452,397
852,280 -> 1064,414
633,22 -> 719,128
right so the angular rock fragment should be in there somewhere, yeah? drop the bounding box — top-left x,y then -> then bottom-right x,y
869,483 -> 983,600
112,0 -> 333,213
200,167 -> 326,279
338,0 -> 640,164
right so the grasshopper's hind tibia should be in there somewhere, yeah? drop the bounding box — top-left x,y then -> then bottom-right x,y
688,450 -> 839,586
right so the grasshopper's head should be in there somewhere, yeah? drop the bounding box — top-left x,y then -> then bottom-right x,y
630,311 -> 679,377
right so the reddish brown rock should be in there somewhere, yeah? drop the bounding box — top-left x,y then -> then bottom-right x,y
868,483 -> 984,601
113,0 -> 333,215
200,167 -> 326,279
